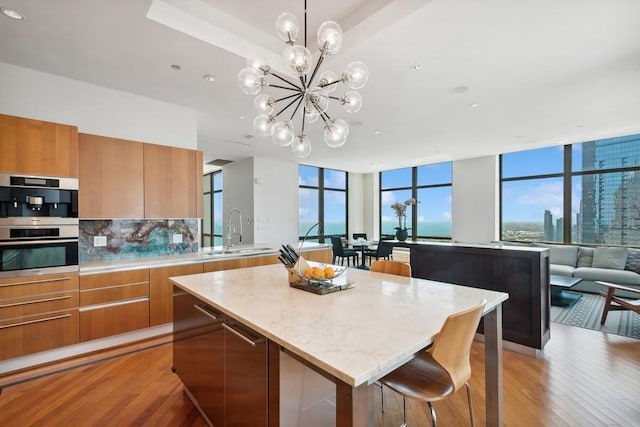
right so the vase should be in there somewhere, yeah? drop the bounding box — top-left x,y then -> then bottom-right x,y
395,229 -> 408,241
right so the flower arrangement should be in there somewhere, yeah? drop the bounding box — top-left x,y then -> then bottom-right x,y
390,198 -> 417,230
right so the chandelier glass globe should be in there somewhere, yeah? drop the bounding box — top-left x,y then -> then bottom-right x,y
317,21 -> 343,55
318,70 -> 340,93
283,45 -> 313,76
291,134 -> 312,158
271,120 -> 295,146
275,12 -> 299,43
253,114 -> 275,137
341,91 -> 363,113
253,94 -> 274,115
324,119 -> 349,148
237,67 -> 264,95
344,61 -> 369,89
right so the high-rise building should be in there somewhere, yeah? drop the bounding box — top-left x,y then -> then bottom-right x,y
578,135 -> 640,245
544,210 -> 554,241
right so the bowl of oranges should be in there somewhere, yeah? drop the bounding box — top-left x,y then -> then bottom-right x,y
288,259 -> 346,286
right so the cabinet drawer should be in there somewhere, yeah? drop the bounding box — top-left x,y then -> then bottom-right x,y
0,273 -> 79,300
0,309 -> 79,360
0,291 -> 78,320
80,269 -> 149,291
80,282 -> 149,306
79,298 -> 149,342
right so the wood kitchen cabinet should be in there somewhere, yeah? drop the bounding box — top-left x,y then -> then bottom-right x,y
0,114 -> 78,177
173,289 -> 268,427
78,133 -> 144,218
79,269 -> 150,341
149,263 -> 203,326
144,144 -> 202,219
0,272 -> 79,361
202,254 -> 280,273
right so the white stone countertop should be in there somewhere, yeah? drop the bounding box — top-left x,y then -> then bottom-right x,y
79,242 -> 331,275
170,263 -> 509,387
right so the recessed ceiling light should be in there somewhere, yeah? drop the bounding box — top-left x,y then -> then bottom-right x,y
469,103 -> 479,108
170,64 -> 181,71
237,115 -> 245,120
203,74 -> 216,82
373,130 -> 381,135
1,8 -> 24,20
452,85 -> 469,94
409,64 -> 422,71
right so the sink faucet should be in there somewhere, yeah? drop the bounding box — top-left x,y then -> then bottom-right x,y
226,208 -> 243,249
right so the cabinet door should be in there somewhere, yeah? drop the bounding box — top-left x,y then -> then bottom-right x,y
0,114 -> 78,177
149,263 -> 203,326
224,320 -> 268,427
78,133 -> 144,218
173,289 -> 225,426
144,144 -> 199,219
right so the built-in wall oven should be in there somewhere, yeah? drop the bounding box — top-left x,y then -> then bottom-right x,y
0,174 -> 79,278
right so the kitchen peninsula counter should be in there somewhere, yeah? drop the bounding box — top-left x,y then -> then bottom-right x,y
170,263 -> 509,426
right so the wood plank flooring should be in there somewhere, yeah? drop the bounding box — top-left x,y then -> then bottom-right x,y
0,322 -> 638,426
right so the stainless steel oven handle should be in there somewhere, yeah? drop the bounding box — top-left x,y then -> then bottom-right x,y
0,239 -> 79,246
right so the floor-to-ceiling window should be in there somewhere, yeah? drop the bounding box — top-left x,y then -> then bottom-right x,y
299,165 -> 348,242
380,162 -> 452,240
202,170 -> 223,247
501,134 -> 640,246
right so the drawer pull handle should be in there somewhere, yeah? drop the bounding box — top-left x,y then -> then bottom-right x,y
79,297 -> 149,312
0,295 -> 72,309
0,313 -> 71,330
193,304 -> 221,321
223,323 -> 265,347
0,277 -> 71,288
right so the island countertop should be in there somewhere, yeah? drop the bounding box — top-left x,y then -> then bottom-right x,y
170,263 -> 509,387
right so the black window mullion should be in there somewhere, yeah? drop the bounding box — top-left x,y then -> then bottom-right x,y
563,145 -> 572,243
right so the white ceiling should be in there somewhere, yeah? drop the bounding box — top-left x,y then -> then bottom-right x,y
1,0 -> 640,173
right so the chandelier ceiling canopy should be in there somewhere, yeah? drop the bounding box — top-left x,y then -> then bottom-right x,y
237,1 -> 369,158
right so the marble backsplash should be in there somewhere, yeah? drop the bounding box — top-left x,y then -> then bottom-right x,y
79,219 -> 199,262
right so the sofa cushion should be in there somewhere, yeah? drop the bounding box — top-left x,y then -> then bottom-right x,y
576,247 -> 594,268
548,245 -> 579,267
550,264 -> 576,276
625,248 -> 640,274
573,267 -> 640,286
591,247 -> 628,270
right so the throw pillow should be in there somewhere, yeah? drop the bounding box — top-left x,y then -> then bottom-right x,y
577,247 -> 594,268
591,247 -> 628,270
625,248 -> 640,274
548,245 -> 579,267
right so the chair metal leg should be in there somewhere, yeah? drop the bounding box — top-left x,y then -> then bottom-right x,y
427,401 -> 437,427
465,382 -> 476,427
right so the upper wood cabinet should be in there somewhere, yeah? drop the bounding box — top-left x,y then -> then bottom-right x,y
0,114 -> 78,177
78,133 -> 145,218
144,144 -> 202,219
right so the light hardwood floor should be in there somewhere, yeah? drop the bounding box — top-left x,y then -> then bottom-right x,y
0,322 -> 638,426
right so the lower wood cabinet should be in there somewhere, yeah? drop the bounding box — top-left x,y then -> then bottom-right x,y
173,288 -> 268,427
0,273 -> 79,361
149,263 -> 204,327
79,269 -> 150,342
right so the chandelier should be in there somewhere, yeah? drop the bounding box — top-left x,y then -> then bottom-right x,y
237,1 -> 369,158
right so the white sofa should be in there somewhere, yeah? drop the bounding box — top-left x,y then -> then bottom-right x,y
538,244 -> 640,299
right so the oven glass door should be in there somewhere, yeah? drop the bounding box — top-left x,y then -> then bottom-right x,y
0,239 -> 78,277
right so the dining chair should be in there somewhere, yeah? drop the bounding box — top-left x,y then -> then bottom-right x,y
329,236 -> 359,266
370,260 -> 411,277
365,243 -> 394,265
597,281 -> 640,325
379,299 -> 487,427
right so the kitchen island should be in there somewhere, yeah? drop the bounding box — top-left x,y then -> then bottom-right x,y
171,263 -> 509,426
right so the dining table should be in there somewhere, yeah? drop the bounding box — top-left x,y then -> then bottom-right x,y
347,238 -> 375,270
170,263 -> 509,426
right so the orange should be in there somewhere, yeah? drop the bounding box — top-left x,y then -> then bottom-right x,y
324,267 -> 335,279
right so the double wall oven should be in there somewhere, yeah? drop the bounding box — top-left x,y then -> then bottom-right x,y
0,174 -> 79,278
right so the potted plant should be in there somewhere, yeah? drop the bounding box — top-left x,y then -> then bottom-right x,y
390,198 -> 417,241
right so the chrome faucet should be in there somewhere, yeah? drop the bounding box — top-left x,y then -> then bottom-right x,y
226,208 -> 243,249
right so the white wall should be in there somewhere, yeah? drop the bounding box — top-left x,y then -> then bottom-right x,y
222,157 -> 299,246
222,158 -> 254,245
253,157 -> 299,245
452,156 -> 499,243
0,61 -> 197,149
